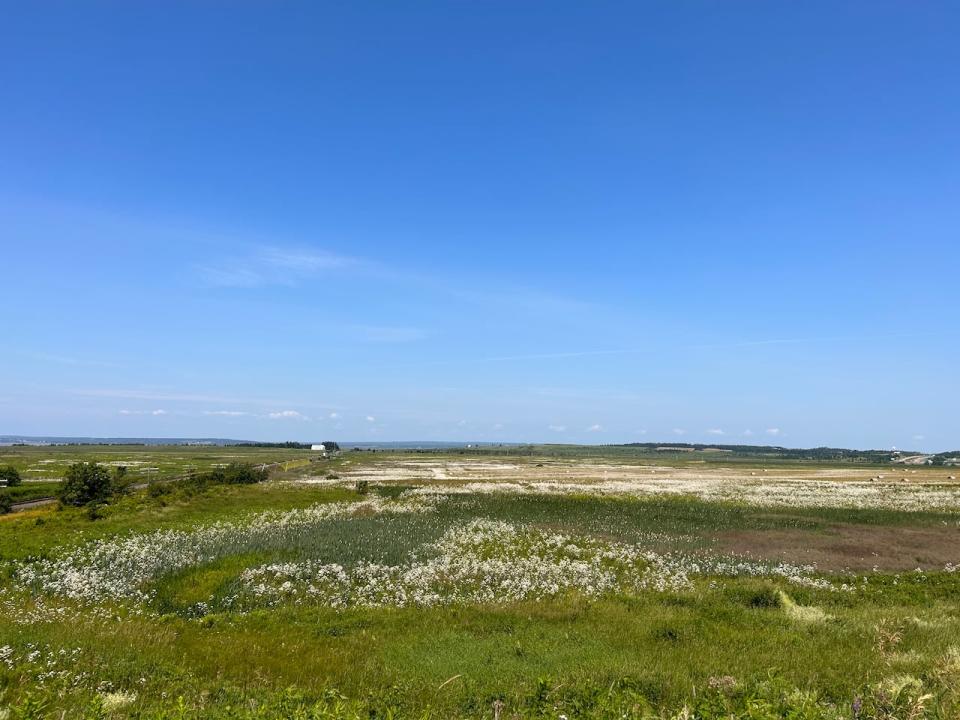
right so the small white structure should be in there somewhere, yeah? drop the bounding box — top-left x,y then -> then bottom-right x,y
311,442 -> 340,456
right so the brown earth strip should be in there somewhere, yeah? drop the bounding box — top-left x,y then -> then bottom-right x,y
715,524 -> 960,572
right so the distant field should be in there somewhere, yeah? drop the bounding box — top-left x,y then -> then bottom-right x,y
2,449 -> 959,718
0,444 -> 318,482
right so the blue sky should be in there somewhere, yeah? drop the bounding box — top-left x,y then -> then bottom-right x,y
2,2 -> 958,450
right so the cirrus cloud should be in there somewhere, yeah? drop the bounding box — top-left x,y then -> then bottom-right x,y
198,246 -> 354,288
268,410 -> 310,421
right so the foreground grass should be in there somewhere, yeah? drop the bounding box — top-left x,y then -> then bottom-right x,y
4,587 -> 959,717
2,475 -> 960,717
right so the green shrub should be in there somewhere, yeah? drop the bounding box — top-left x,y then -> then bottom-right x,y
0,464 -> 22,487
148,481 -> 172,498
724,582 -> 783,609
157,463 -> 268,500
206,463 -> 269,485
85,501 -> 107,521
58,462 -> 113,506
0,490 -> 11,514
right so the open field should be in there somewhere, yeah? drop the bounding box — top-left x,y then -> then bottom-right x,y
0,444 -> 319,482
2,449 -> 960,717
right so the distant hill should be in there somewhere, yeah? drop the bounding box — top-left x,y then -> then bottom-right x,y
0,435 -> 249,446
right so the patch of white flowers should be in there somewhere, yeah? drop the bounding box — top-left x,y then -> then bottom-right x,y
0,643 -> 88,688
671,555 -> 849,591
233,519 -> 843,611
404,478 -> 960,512
14,495 -> 436,604
12,493 -> 852,617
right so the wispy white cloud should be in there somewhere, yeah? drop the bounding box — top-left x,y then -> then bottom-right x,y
586,424 -> 604,432
268,410 -> 310,421
766,428 -> 781,436
672,428 -> 686,436
119,409 -> 167,416
203,410 -> 251,417
197,246 -> 354,288
548,424 -> 567,432
328,412 -> 339,419
706,428 -> 725,436
742,429 -> 754,437
365,415 -> 376,423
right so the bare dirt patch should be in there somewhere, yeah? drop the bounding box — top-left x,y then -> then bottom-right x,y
715,525 -> 960,572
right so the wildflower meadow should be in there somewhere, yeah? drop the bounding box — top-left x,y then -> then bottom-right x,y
2,449 -> 960,718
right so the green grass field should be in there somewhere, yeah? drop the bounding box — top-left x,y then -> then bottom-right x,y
0,444 -> 320,482
1,448 -> 959,718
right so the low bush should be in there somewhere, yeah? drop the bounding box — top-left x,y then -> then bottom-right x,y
147,481 -> 172,498
0,464 -> 22,487
151,463 -> 271,501
207,462 -> 270,485
58,462 -> 113,507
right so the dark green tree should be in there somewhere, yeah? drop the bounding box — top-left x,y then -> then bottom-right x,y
59,462 -> 113,506
0,465 -> 21,487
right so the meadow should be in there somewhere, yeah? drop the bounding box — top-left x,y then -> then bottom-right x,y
1,447 -> 959,718
0,444 -> 318,482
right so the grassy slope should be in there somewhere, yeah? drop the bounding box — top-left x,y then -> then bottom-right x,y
1,463 -> 959,717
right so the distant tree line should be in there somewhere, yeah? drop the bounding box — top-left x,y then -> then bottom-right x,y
232,441 -> 313,449
615,443 -> 903,462
931,452 -> 960,466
